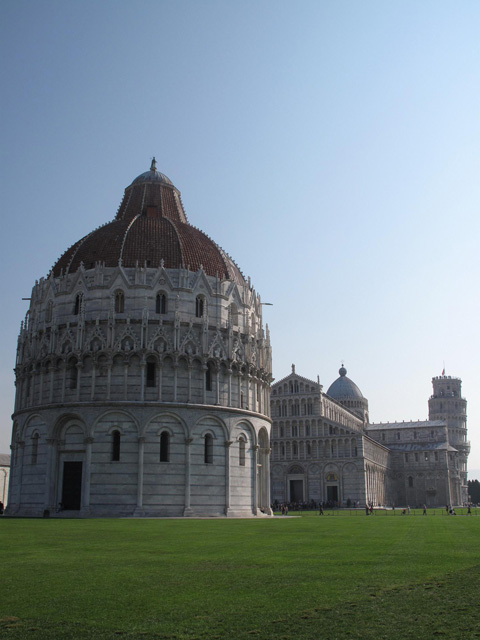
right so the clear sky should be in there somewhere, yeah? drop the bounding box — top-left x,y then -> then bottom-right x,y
1,1 -> 479,477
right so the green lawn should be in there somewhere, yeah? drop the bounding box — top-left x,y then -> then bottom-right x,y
1,514 -> 479,639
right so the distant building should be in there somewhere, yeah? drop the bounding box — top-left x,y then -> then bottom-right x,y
270,366 -> 468,507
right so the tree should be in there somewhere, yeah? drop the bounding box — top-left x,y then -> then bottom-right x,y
467,479 -> 480,503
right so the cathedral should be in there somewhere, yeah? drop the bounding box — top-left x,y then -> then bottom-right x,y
270,365 -> 469,508
7,161 -> 273,517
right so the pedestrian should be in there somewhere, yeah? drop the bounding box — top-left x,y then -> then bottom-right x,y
365,504 -> 369,516
423,504 -> 427,515
467,504 -> 472,515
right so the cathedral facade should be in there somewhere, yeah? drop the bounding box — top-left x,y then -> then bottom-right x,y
8,161 -> 273,517
270,366 -> 468,508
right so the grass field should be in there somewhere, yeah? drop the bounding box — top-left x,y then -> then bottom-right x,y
1,513 -> 479,639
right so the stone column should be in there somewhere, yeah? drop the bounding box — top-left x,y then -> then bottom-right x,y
76,362 -> 83,402
61,365 -> 66,403
187,363 -> 192,403
91,362 -> 96,400
261,446 -> 272,514
44,438 -> 57,512
227,369 -> 232,406
124,360 -> 129,399
252,445 -> 259,515
39,367 -> 44,405
106,360 -> 112,401
224,440 -> 233,515
183,438 -> 194,516
134,436 -> 145,516
81,437 -> 94,514
140,363 -> 146,402
49,365 -> 55,404
173,363 -> 178,402
202,365 -> 207,404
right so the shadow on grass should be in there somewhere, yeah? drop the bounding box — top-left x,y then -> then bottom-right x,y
2,565 -> 480,640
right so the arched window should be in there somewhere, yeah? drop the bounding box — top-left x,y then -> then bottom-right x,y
31,433 -> 39,465
160,431 -> 170,462
204,433 -> 213,464
408,476 -> 414,488
73,293 -> 83,315
46,300 -> 54,323
306,424 -> 311,436
205,362 -> 213,391
115,290 -> 125,314
239,436 -> 246,466
68,361 -> 78,390
112,430 -> 121,462
293,443 -> 298,456
280,426 -> 284,437
195,296 -> 204,318
156,293 -> 167,314
146,360 -> 156,387
306,443 -> 311,456
230,303 -> 238,325
280,443 -> 285,456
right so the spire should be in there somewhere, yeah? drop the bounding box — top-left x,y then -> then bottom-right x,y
150,157 -> 157,172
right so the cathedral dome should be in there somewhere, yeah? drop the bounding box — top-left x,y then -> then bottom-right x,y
326,366 -> 364,400
51,158 -> 245,284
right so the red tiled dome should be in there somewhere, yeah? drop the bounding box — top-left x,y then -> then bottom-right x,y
51,160 -> 245,284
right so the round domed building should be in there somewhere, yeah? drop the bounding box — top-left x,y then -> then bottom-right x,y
8,160 -> 273,517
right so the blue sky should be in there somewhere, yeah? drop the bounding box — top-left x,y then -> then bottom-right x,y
1,1 -> 479,476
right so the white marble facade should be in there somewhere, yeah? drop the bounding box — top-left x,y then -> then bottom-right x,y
270,367 -> 468,507
8,163 -> 273,517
